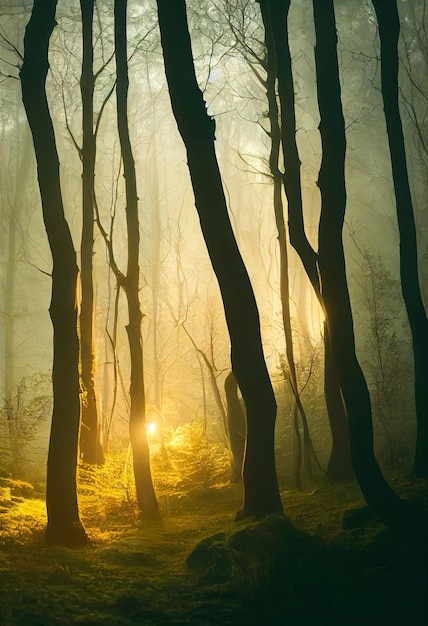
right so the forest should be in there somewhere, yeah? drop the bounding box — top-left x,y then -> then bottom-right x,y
0,0 -> 427,624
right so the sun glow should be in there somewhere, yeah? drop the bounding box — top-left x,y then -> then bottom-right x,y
146,422 -> 157,435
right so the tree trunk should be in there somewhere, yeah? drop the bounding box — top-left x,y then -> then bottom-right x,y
323,324 -> 354,482
21,0 -> 87,547
224,372 -> 246,482
264,7 -> 322,485
262,0 -> 353,484
181,321 -> 228,439
103,283 -> 121,452
156,0 -> 283,519
151,150 -> 162,414
296,276 -> 314,359
115,0 -> 159,520
372,0 -> 428,478
79,0 -> 104,466
313,0 -> 419,534
291,400 -> 303,491
125,290 -> 159,520
5,205 -> 17,463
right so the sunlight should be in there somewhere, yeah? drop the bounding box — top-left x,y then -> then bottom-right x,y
146,422 -> 157,435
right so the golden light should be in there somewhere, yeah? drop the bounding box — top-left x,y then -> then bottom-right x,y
146,422 -> 157,435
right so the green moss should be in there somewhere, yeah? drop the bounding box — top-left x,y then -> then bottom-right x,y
0,456 -> 426,625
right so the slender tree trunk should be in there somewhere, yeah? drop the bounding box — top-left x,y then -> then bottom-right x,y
181,322 -> 228,439
199,358 -> 208,437
79,0 -> 104,465
115,0 -> 159,520
372,0 -> 428,478
4,189 -> 18,464
101,339 -> 110,453
291,400 -> 302,491
104,283 -> 121,452
21,0 -> 87,547
5,206 -> 17,462
224,372 -> 246,482
262,10 -> 321,485
313,0 -> 419,534
323,323 -> 354,481
145,74 -> 162,414
296,276 -> 314,358
262,0 -> 353,483
151,152 -> 162,414
156,0 -> 283,518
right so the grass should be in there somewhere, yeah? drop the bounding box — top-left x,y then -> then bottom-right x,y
0,456 -> 427,626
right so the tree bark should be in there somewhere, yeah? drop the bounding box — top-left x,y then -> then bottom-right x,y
372,0 -> 428,478
79,0 -> 104,465
313,0 -> 419,534
260,0 -> 350,483
115,0 -> 159,520
21,0 -> 87,547
323,323 -> 354,482
144,64 -> 163,415
156,0 -> 283,518
224,372 -> 246,482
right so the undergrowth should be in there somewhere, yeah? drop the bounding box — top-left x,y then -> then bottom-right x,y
0,451 -> 427,626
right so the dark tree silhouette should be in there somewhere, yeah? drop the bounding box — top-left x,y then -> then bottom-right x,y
224,372 -> 246,482
79,0 -> 104,466
21,0 -> 87,547
372,0 -> 428,478
114,0 -> 159,520
256,0 -> 322,489
156,0 -> 283,519
311,0 -> 418,534
259,0 -> 353,483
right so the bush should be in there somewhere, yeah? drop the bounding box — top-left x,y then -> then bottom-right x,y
150,421 -> 232,498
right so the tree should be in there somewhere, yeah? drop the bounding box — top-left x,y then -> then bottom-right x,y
114,0 -> 159,519
256,0 -> 322,489
372,0 -> 428,478
21,0 -> 87,547
311,0 -> 418,535
260,0 -> 353,483
78,0 -> 104,466
398,1 -> 428,308
156,0 -> 283,519
224,371 -> 246,482
180,320 -> 228,439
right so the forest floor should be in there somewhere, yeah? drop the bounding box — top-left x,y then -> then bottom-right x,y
0,458 -> 427,626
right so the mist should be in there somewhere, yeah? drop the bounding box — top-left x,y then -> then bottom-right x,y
0,1 -> 427,624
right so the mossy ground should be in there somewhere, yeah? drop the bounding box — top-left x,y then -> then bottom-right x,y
0,459 -> 427,626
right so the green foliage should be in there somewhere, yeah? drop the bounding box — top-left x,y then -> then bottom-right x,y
0,461 -> 426,625
0,476 -> 45,539
151,421 -> 232,498
75,424 -> 232,524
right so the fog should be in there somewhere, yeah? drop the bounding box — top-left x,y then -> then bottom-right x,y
0,0 -> 426,482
